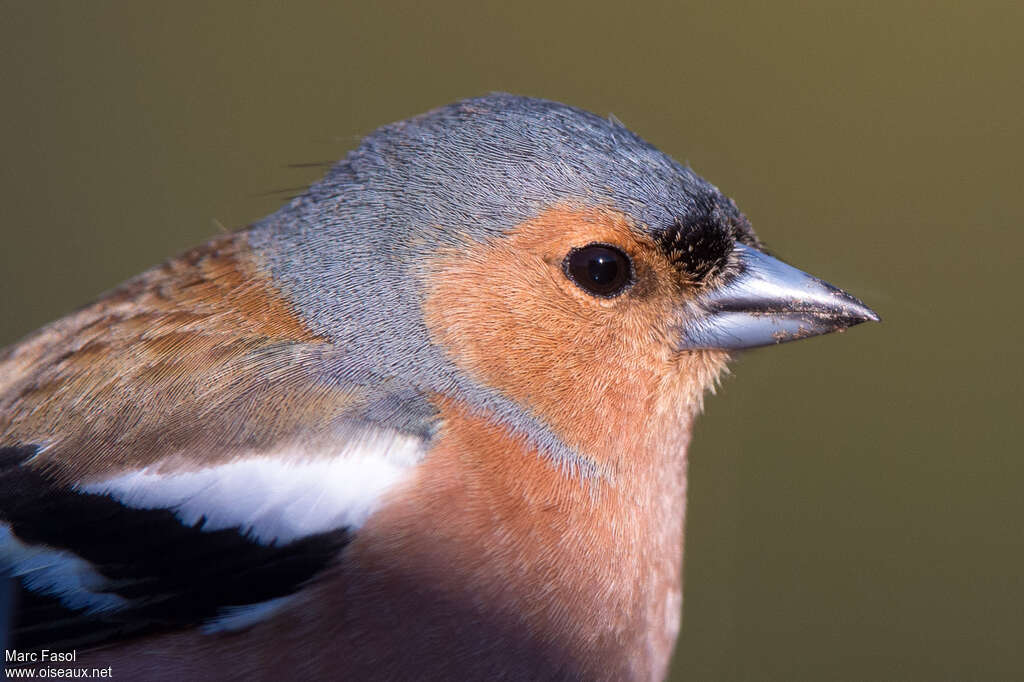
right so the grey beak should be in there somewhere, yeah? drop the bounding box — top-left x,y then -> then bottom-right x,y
679,243 -> 880,350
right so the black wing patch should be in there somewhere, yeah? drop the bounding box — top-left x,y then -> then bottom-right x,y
1,445 -> 351,652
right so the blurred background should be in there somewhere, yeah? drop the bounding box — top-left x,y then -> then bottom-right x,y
1,2 -> 1021,679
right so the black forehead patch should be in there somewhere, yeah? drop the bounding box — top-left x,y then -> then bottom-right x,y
655,196 -> 749,281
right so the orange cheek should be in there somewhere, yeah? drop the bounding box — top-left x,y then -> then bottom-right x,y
422,206 -> 723,463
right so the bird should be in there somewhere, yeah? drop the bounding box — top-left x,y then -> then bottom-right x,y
0,94 -> 878,681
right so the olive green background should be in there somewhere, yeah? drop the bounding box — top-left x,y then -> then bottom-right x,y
1,2 -> 1021,680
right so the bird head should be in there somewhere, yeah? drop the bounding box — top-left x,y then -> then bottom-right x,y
252,95 -> 877,470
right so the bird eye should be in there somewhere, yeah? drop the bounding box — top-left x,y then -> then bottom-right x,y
563,243 -> 634,298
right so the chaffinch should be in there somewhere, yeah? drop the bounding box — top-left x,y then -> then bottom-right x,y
0,95 -> 877,681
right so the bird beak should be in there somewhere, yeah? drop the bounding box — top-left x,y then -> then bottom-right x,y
678,243 -> 880,350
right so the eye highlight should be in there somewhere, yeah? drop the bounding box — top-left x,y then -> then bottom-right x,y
563,243 -> 634,298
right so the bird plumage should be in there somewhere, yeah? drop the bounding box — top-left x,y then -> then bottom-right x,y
1,94 -> 876,680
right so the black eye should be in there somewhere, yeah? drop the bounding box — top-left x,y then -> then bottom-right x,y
563,243 -> 634,298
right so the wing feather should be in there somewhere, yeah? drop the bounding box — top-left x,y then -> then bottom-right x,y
0,429 -> 422,651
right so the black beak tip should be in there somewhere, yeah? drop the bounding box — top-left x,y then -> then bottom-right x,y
840,292 -> 881,325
